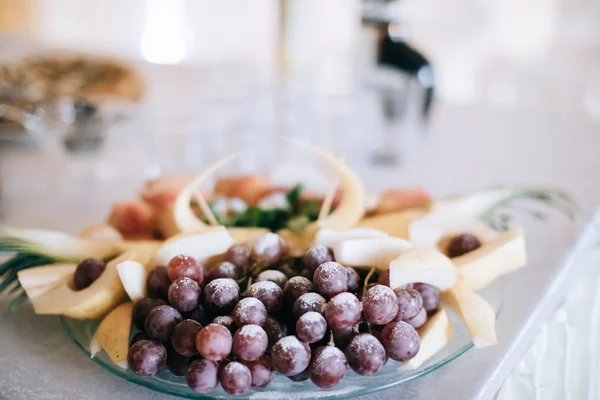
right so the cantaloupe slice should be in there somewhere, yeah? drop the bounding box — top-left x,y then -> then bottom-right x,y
401,309 -> 454,370
31,252 -> 133,319
333,237 -> 413,269
388,247 -> 457,290
442,286 -> 497,348
17,263 -> 77,300
454,228 -> 526,291
90,302 -> 133,368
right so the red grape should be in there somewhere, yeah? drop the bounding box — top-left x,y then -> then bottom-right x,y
447,233 -> 481,258
324,292 -> 361,331
208,261 -> 242,281
309,346 -> 347,388
220,361 -> 252,395
196,323 -> 232,361
271,336 -> 311,376
232,324 -> 268,361
243,355 -> 275,387
251,233 -> 289,266
345,267 -> 360,292
203,278 -> 239,315
171,319 -> 201,356
256,270 -> 289,288
73,258 -> 105,290
146,266 -> 171,300
184,304 -> 210,326
345,333 -> 386,375
406,307 -> 427,329
248,281 -> 284,313
127,339 -> 167,376
168,277 -> 201,313
283,277 -> 314,304
132,297 -> 166,330
380,320 -> 420,362
394,287 -> 423,321
212,315 -> 237,334
313,262 -> 348,298
264,316 -> 288,348
296,311 -> 327,343
186,358 -> 219,393
362,285 -> 399,325
413,283 -> 440,315
293,292 -> 327,317
303,245 -> 334,272
225,243 -> 251,268
234,297 -> 267,327
145,305 -> 182,341
167,254 -> 204,284
130,331 -> 149,346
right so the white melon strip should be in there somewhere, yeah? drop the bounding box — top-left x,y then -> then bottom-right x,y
150,228 -> 233,268
442,286 -> 497,348
401,309 -> 454,370
194,188 -> 219,227
318,181 -> 338,222
333,237 -> 413,269
117,260 -> 148,302
315,228 -> 389,248
356,208 -> 429,239
389,248 -> 457,290
454,228 -> 526,291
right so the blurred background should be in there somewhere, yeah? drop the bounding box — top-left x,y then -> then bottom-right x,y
0,0 -> 599,229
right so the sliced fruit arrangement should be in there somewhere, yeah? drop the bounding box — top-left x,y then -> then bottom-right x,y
0,142 -> 576,395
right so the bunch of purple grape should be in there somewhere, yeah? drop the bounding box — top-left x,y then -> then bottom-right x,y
127,232 -> 440,394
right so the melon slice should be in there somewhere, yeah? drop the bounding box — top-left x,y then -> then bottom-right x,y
388,248 -> 456,290
17,263 -> 77,300
150,228 -> 233,268
91,302 -> 133,368
314,228 -> 389,248
401,309 -> 454,370
125,240 -> 162,267
117,260 -> 147,302
227,227 -> 270,244
31,252 -> 133,319
332,237 -> 413,269
454,228 -> 526,291
356,208 -> 429,239
79,224 -> 124,242
442,286 -> 497,348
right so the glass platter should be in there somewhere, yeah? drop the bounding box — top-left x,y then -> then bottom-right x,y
61,283 -> 502,400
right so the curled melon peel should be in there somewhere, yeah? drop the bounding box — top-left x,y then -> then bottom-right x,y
333,237 -> 413,270
401,309 -> 454,370
31,252 -> 134,320
442,286 -> 497,348
117,260 -> 147,302
17,263 -> 77,300
454,228 -> 526,291
91,302 -> 133,368
314,228 -> 389,248
388,248 -> 457,290
0,226 -> 125,262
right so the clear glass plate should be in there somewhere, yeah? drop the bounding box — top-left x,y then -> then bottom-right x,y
61,283 -> 502,400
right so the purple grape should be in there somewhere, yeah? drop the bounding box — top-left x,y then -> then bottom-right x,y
251,233 -> 289,266
167,254 -> 204,284
324,292 -> 361,331
332,326 -> 355,349
394,287 -> 423,321
208,261 -> 242,281
73,258 -> 105,290
196,323 -> 232,361
211,315 -> 237,334
345,267 -> 360,292
168,277 -> 201,313
345,333 -> 386,375
225,243 -> 251,268
220,361 -> 252,395
130,331 -> 149,346
283,277 -> 314,304
313,262 -> 348,298
256,270 -> 289,288
380,320 -> 420,362
264,316 -> 288,348
234,297 -> 267,327
203,278 -> 239,315
406,307 -> 427,329
186,359 -> 219,393
166,344 -> 190,376
127,339 -> 167,376
243,355 -> 275,387
293,292 -> 327,317
309,346 -> 347,388
145,305 -> 182,341
171,319 -> 201,356
232,324 -> 268,361
271,336 -> 311,376
184,304 -> 210,326
447,233 -> 481,258
248,281 -> 284,313
146,266 -> 171,300
303,245 -> 334,272
132,297 -> 167,330
296,311 -> 328,343
413,283 -> 440,315
278,261 -> 300,278
362,284 -> 399,325
288,369 -> 310,382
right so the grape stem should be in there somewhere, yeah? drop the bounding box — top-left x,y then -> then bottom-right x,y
328,330 -> 335,346
362,267 -> 376,296
193,188 -> 219,226
245,277 -> 253,292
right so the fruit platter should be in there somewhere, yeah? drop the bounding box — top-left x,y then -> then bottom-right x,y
0,141 -> 574,398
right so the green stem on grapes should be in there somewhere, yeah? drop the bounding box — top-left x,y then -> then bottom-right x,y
245,277 -> 253,292
328,330 -> 335,346
362,267 -> 376,297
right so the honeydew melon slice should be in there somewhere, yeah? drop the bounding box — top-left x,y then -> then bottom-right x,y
90,302 -> 133,368
314,228 -> 389,248
388,248 -> 457,290
332,237 -> 413,269
401,309 -> 454,370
